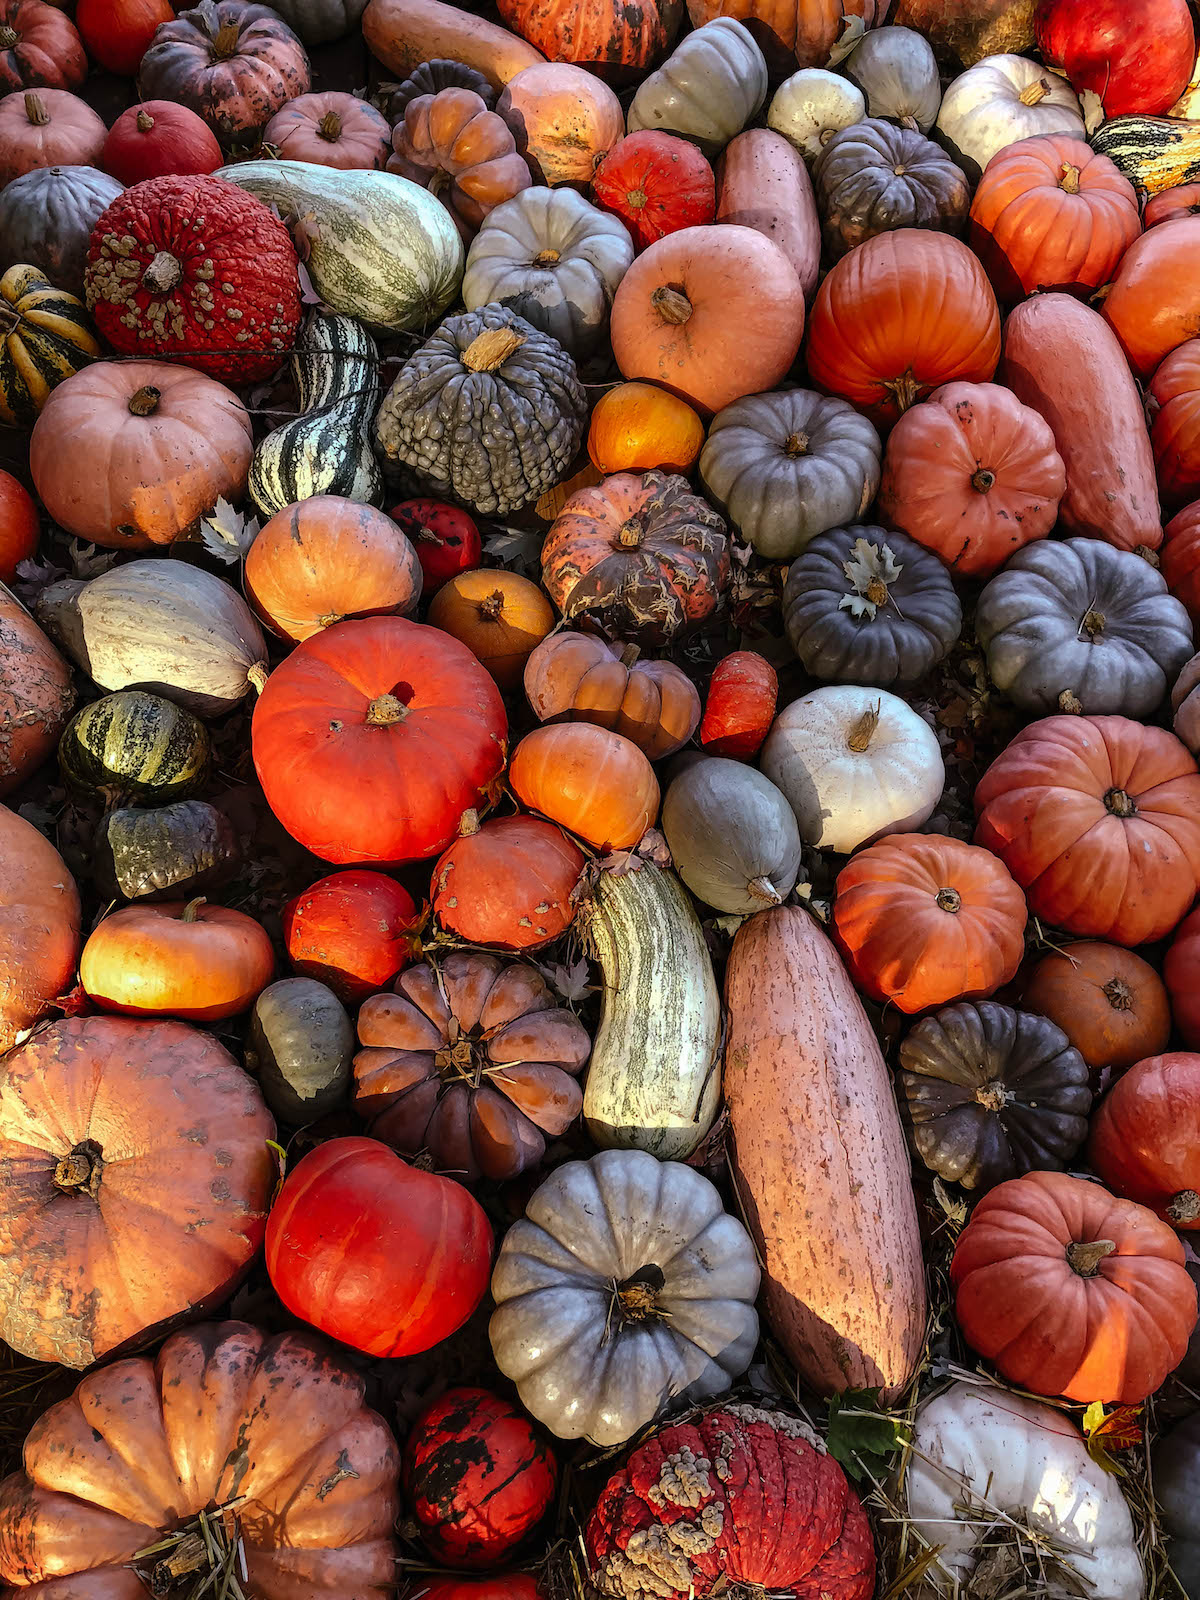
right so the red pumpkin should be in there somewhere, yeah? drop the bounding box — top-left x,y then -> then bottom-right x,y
264,90 -> 393,170
0,0 -> 86,92
1162,500 -> 1200,625
1165,905 -> 1200,1048
264,1135 -> 493,1358
1149,340 -> 1200,510
391,499 -> 482,596
951,1168 -> 1197,1403
432,813 -> 585,950
283,869 -> 420,1003
0,89 -> 107,188
100,100 -> 224,185
806,229 -> 1002,427
404,1388 -> 557,1566
1145,183 -> 1200,227
76,0 -> 172,74
1036,0 -> 1195,117
1101,217 -> 1200,380
0,468 -> 37,582
591,132 -> 716,253
495,0 -> 681,74
413,1579 -> 541,1600
252,616 -> 508,866
699,651 -> 778,759
1089,1052 -> 1200,1228
975,714 -> 1200,947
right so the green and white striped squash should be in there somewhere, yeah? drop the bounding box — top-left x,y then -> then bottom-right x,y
215,161 -> 464,332
1091,116 -> 1200,196
249,310 -> 383,518
58,690 -> 210,804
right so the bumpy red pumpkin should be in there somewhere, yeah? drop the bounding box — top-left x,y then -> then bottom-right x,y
404,1388 -> 557,1566
1089,1052 -> 1200,1229
283,869 -> 421,1003
392,499 -> 482,596
591,132 -> 716,253
85,174 -> 301,384
586,1405 -> 875,1600
432,814 -> 586,951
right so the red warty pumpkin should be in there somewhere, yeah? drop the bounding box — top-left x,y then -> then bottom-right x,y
432,814 -> 586,950
591,132 -> 716,253
1089,1052 -> 1200,1229
1149,340 -> 1200,511
391,499 -> 482,596
1166,905 -> 1200,1049
1162,500 -> 1200,625
283,869 -> 421,1003
699,651 -> 778,759
100,100 -> 225,185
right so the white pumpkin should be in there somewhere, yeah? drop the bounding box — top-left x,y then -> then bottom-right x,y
768,68 -> 866,164
760,685 -> 944,854
907,1383 -> 1144,1600
844,26 -> 941,133
935,54 -> 1086,183
489,1148 -> 760,1446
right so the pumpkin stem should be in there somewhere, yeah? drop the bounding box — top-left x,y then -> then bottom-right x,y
974,1080 -> 1013,1112
317,611 -> 344,628
1102,977 -> 1134,1011
367,693 -> 409,726
180,897 -> 206,923
616,519 -> 643,550
936,886 -> 962,914
1019,76 -> 1051,105
619,643 -> 641,666
971,468 -> 996,494
246,662 -> 269,694
479,589 -> 507,621
1060,163 -> 1081,194
533,249 -> 561,267
53,1139 -> 104,1200
0,25 -> 18,45
651,284 -> 693,325
141,251 -> 183,294
783,431 -> 810,458
23,91 -> 49,126
847,701 -> 881,753
152,1532 -> 209,1582
137,109 -> 155,132
462,326 -> 525,372
611,1264 -> 666,1326
211,20 -> 242,56
1168,1189 -> 1200,1224
1066,1237 -> 1117,1276
624,187 -> 648,211
747,874 -> 782,905
1104,786 -> 1136,818
127,384 -> 162,416
1135,543 -> 1161,567
1081,608 -> 1106,637
318,110 -> 343,141
887,370 -> 923,413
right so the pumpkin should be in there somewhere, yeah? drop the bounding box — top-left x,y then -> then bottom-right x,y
100,100 -> 224,185
951,1167 -> 1197,1403
387,62 -> 499,123
245,496 -> 421,643
432,814 -> 586,949
417,1580 -> 541,1600
592,131 -> 715,252
782,525 -> 961,686
462,187 -> 634,357
877,379 -> 1064,576
137,0 -> 311,150
628,19 -> 767,158
813,117 -> 969,260
1021,942 -> 1170,1075
1146,181 -> 1200,226
844,24 -> 940,130
265,89 -> 391,169
497,0 -> 680,73
834,832 -> 1028,1013
1149,340 -> 1200,510
1155,1414 -> 1200,1600
0,90 -> 106,188
59,689 -> 209,805
684,0 -> 892,76
390,88 -> 532,241
1175,647 -> 1200,754
36,558 -> 268,718
1002,293 -> 1163,552
1037,0 -> 1195,119
265,1135 -> 493,1357
393,499 -> 482,595
361,0 -> 544,89
767,67 -> 865,163
587,381 -> 705,474
76,0 -> 172,73
0,1015 -> 273,1365
523,631 -> 700,759
0,265 -> 99,430
541,469 -> 729,645
0,0 -> 85,91
94,799 -> 241,904
0,470 -> 37,580
374,306 -> 586,518
974,714 -> 1200,947
497,62 -> 624,186
762,686 -> 944,853
245,976 -> 353,1125
1164,502 -> 1200,624
699,651 -> 777,758
1089,1052 -> 1200,1231
405,1389 -> 557,1567
724,904 -> 926,1396
1167,905 -> 1200,1048
354,951 -> 590,1181
662,756 -> 802,912
0,803 -> 80,1055
30,359 -> 252,551
935,53 -> 1085,184
1101,217 -> 1200,383
0,164 -> 123,298
283,869 -> 419,1003
699,387 -> 881,559
0,584 -> 72,797
586,1406 -> 875,1600
609,223 -> 804,415
714,127 -> 821,297
509,723 -> 659,850
428,569 -> 555,690
0,1320 -> 401,1587
490,1149 -> 759,1443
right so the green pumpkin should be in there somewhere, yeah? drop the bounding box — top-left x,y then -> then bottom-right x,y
94,800 -> 241,902
59,690 -> 210,803
245,977 -> 354,1125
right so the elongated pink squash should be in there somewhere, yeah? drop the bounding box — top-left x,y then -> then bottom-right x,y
715,129 -> 820,301
1001,293 -> 1162,552
362,0 -> 544,86
724,904 -> 926,1398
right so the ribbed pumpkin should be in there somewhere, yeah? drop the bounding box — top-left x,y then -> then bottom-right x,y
1101,216 -> 1200,380
1149,340 -> 1200,510
523,631 -> 701,759
0,264 -> 99,429
684,0 -> 891,74
428,570 -> 555,691
0,0 -> 86,92
591,132 -> 716,252
509,724 -> 659,850
0,586 -> 72,798
389,86 -> 531,239
1163,501 -> 1200,625
1021,942 -> 1171,1075
1089,1053 -> 1200,1229
265,90 -> 392,170
432,813 -> 586,949
283,869 -> 419,1003
587,381 -> 706,475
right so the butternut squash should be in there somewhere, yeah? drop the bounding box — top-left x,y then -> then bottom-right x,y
362,0 -> 544,88
1001,293 -> 1163,553
715,129 -> 820,300
724,904 -> 926,1398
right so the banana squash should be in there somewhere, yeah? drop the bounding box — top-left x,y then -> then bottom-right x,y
1091,116 -> 1200,196
582,863 -> 721,1160
0,264 -> 99,428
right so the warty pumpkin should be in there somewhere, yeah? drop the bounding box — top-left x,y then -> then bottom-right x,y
100,99 -> 225,185
1149,340 -> 1200,510
0,470 -> 37,581
432,813 -> 586,950
265,88 -> 392,169
428,569 -> 555,691
587,381 -> 706,475
591,131 -> 716,252
0,0 -> 86,92
0,801 -> 79,1054
283,869 -> 419,1003
1101,216 -> 1200,381
0,89 -> 106,188
1089,1052 -> 1200,1229
0,264 -> 99,430
699,651 -> 777,758
497,62 -> 624,186
58,689 -> 210,806
0,583 -> 72,798
523,630 -> 700,759
1021,942 -> 1171,1075
389,87 -> 532,241
509,723 -> 659,850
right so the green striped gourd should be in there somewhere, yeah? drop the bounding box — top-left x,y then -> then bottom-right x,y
58,690 -> 210,804
1091,116 -> 1200,196
0,265 -> 100,428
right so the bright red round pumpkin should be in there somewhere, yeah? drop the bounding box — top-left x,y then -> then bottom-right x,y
1101,216 -> 1200,381
1145,183 -> 1200,228
432,814 -> 586,950
265,1135 -> 493,1359
0,468 -> 37,583
1165,905 -> 1200,1048
1162,500 -> 1200,625
591,132 -> 716,253
100,100 -> 224,185
283,869 -> 420,1003
1036,0 -> 1196,117
403,1388 -> 557,1566
1089,1052 -> 1200,1229
1149,340 -> 1200,510
251,616 -> 508,867
699,651 -> 778,759
75,0 -> 172,74
391,499 -> 482,596
413,1580 -> 541,1600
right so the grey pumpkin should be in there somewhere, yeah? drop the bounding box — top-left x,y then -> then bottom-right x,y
661,756 -> 803,914
94,800 -> 241,903
813,117 -> 970,260
1153,1411 -> 1200,1600
843,27 -> 942,133
381,60 -> 495,122
252,0 -> 364,44
976,537 -> 1195,717
783,524 -> 961,687
626,18 -> 768,157
0,166 -> 123,299
245,976 -> 354,1125
699,388 -> 882,561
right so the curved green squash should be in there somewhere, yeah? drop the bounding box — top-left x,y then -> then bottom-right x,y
1091,116 -> 1200,196
95,800 -> 241,902
59,690 -> 210,804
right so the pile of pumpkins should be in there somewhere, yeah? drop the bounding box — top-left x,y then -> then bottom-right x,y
4,0 -> 1200,1593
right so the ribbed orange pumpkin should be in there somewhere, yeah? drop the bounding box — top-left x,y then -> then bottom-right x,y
1149,340 -> 1200,510
1101,216 -> 1200,379
523,630 -> 701,759
1021,942 -> 1171,1074
432,814 -> 586,949
1163,500 -> 1200,625
508,724 -> 659,850
587,382 -> 705,475
428,569 -> 556,691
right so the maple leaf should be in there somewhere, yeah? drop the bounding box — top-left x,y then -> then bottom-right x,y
1082,1402 -> 1142,1475
839,538 -> 903,620
68,539 -> 118,579
297,261 -> 326,308
535,954 -> 593,1004
825,1388 -> 912,1482
200,497 -> 260,565
484,526 -> 543,576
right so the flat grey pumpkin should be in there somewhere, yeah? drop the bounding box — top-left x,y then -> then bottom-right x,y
627,18 -> 768,156
662,756 -> 802,914
976,537 -> 1194,717
813,117 -> 969,260
699,388 -> 882,560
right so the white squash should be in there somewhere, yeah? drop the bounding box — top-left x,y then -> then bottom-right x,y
662,756 -> 802,914
907,1382 -> 1144,1600
844,26 -> 941,133
767,68 -> 865,164
760,685 -> 944,854
936,54 -> 1086,183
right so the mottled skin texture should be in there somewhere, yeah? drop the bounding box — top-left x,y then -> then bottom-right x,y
814,117 -> 970,260
0,165 -> 123,299
0,594 -> 73,797
0,0 -> 87,92
497,0 -> 683,71
0,804 -> 79,1056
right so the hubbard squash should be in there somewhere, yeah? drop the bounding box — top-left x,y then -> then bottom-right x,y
361,0 -> 545,89
714,127 -> 820,299
724,904 -> 926,1397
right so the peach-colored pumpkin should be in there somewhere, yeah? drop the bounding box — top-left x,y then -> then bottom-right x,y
0,584 -> 73,796
0,802 -> 80,1054
508,723 -> 660,849
497,62 -> 623,185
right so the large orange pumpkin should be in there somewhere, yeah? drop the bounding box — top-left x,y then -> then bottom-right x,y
496,62 -> 624,184
432,813 -> 587,949
0,469 -> 37,583
587,381 -> 705,475
428,569 -> 556,690
509,723 -> 659,849
0,802 -> 80,1054
523,630 -> 701,759
1089,1052 -> 1200,1229
495,0 -> 682,74
1163,499 -> 1200,625
1021,941 -> 1171,1074
806,229 -> 1002,427
1149,340 -> 1200,511
1101,216 -> 1200,380
683,0 -> 891,73
0,582 -> 73,797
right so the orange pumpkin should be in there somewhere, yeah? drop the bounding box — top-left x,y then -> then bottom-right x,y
1101,216 -> 1200,379
508,723 -> 660,849
0,801 -> 80,1054
0,582 -> 72,796
523,630 -> 700,758
1149,340 -> 1200,511
1166,905 -> 1200,1048
587,381 -> 705,475
0,468 -> 37,582
806,229 -> 1002,427
1145,182 -> 1200,227
683,0 -> 890,73
245,496 -> 423,644
495,0 -> 681,75
388,87 -> 532,239
1163,500 -> 1200,625
80,898 -> 276,1021
1021,941 -> 1171,1074
428,569 -> 555,690
496,62 -> 624,185
1089,1052 -> 1200,1229
432,813 -> 586,949
609,223 -> 805,414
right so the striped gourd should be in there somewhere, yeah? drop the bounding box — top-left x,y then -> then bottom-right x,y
58,690 -> 211,804
0,265 -> 100,428
214,160 -> 464,331
582,863 -> 722,1160
249,310 -> 383,517
1091,116 -> 1200,196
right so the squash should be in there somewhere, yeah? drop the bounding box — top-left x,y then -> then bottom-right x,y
1021,941 -> 1171,1074
215,160 -> 464,333
724,904 -> 926,1397
1101,216 -> 1200,381
393,498 -> 482,595
582,862 -> 721,1160
1175,648 -> 1200,755
0,264 -> 99,429
524,630 -> 700,758
432,813 -> 585,949
699,650 -> 777,757
935,53 -> 1085,184
1145,181 -> 1200,226
813,117 -> 970,260
0,581 -> 72,798
509,723 -> 659,849
496,62 -> 624,187
714,127 -> 820,298
1165,503 -> 1200,626
0,164 -> 123,299
0,0 -> 87,92
627,18 -> 769,158
283,869 -> 419,1001
591,131 -> 716,254
248,312 -> 383,517
496,0 -> 682,75
262,0 -> 368,43
767,67 -> 865,163
889,0 -> 1038,69
361,0 -> 545,88
0,88 -> 106,189
1166,904 -> 1200,1049
93,799 -> 241,903
662,756 -> 802,913
587,381 -> 706,474
58,689 -> 210,805
427,568 -> 554,690
246,975 -> 353,1124
1001,293 -> 1163,552
1092,114 -> 1200,197
683,0 -> 892,76
390,87 -> 532,239
844,25 -> 941,131
0,801 -> 80,1054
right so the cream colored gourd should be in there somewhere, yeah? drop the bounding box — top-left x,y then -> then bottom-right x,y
489,1148 -> 760,1445
662,757 -> 802,914
936,54 -> 1085,182
844,26 -> 941,133
760,685 -> 944,854
583,863 -> 720,1159
767,69 -> 865,164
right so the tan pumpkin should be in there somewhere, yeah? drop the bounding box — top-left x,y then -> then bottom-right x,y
509,722 -> 660,849
0,802 -> 80,1054
0,582 -> 73,796
427,568 -> 555,690
264,89 -> 392,169
0,88 -> 106,187
497,62 -> 624,186
524,629 -> 701,759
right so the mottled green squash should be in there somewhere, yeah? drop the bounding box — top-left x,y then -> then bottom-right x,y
94,800 -> 241,902
245,976 -> 354,1125
59,690 -> 209,803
